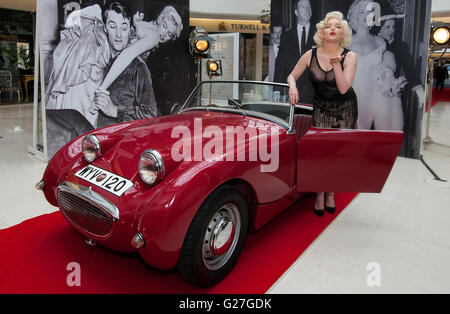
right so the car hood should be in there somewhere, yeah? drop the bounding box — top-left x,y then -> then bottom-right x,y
90,110 -> 280,182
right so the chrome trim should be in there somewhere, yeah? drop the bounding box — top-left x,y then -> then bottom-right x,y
179,80 -> 314,132
57,181 -> 119,222
179,80 -> 289,113
287,103 -> 296,135
139,149 -> 165,185
35,180 -> 45,191
202,203 -> 241,271
181,107 -> 290,130
295,104 -> 314,112
131,233 -> 145,249
83,134 -> 101,163
85,238 -> 97,247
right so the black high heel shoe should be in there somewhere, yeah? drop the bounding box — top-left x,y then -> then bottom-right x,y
325,193 -> 336,214
314,208 -> 325,217
325,206 -> 336,214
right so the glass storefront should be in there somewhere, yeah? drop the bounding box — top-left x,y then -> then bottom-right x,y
190,18 -> 270,82
0,8 -> 35,105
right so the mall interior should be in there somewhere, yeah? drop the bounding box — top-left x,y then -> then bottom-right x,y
0,0 -> 450,294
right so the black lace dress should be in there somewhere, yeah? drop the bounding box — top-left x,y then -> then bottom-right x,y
308,48 -> 358,129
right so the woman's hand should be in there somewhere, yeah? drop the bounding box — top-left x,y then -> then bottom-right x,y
133,11 -> 158,44
330,55 -> 345,67
289,85 -> 299,106
133,11 -> 144,24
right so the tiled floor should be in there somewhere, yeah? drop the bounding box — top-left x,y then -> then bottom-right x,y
269,99 -> 450,294
0,104 -> 57,229
0,101 -> 449,293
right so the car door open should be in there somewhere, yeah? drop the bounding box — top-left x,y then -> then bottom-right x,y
297,127 -> 404,193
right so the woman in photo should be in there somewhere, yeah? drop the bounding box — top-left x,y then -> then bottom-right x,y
45,2 -> 183,159
46,3 -> 183,128
374,10 -> 424,108
96,5 -> 183,93
287,11 -> 358,217
347,0 -> 405,131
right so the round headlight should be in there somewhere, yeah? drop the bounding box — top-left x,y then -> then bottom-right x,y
82,134 -> 101,163
138,149 -> 165,185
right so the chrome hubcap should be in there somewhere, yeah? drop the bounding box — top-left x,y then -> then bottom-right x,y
202,203 -> 241,271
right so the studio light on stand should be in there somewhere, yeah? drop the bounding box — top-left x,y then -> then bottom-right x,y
424,22 -> 449,145
189,26 -> 216,84
432,26 -> 450,46
421,22 -> 449,187
206,60 -> 222,105
206,60 -> 222,78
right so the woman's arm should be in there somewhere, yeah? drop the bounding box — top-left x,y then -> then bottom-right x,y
332,51 -> 357,95
381,50 -> 396,72
99,32 -> 158,90
287,49 -> 312,105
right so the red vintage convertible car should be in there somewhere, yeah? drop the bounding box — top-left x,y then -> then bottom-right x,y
37,81 -> 403,287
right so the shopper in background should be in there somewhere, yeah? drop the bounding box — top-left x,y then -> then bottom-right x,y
287,11 -> 358,217
435,62 -> 449,92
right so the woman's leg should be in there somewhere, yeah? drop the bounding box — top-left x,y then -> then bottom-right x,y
314,192 -> 325,217
325,192 -> 336,214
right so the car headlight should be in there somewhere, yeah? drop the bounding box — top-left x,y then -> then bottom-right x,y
138,149 -> 165,185
82,134 -> 101,163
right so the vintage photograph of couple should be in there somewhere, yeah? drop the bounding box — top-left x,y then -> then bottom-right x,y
41,0 -> 191,158
269,0 -> 430,159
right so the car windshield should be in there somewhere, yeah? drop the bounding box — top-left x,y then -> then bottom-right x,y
180,81 -> 292,128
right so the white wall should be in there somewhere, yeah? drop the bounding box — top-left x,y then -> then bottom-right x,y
432,0 -> 450,12
190,0 -> 270,19
192,0 -> 448,18
0,0 -> 448,16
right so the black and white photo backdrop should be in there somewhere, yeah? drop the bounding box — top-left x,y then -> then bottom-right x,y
38,0 -> 192,159
270,0 -> 432,159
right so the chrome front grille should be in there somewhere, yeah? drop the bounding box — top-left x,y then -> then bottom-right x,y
57,182 -> 118,238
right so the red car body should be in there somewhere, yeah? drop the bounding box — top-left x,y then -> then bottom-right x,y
39,81 -> 403,286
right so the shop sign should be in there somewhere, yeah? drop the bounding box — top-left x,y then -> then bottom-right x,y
218,22 -> 269,33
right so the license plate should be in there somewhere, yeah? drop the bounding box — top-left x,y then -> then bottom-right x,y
75,165 -> 134,197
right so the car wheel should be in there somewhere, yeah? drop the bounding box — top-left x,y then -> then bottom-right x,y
177,185 -> 249,287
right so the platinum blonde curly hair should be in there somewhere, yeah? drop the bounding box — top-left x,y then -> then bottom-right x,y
313,11 -> 353,48
157,5 -> 183,40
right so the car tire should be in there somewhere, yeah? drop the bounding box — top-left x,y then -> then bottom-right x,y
177,185 -> 249,287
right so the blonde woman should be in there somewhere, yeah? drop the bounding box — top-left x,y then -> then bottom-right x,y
347,0 -> 404,131
287,11 -> 358,217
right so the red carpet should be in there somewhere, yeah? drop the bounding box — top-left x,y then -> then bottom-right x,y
0,193 -> 356,294
426,87 -> 450,112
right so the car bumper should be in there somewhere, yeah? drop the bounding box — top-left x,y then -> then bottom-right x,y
56,181 -> 137,253
57,181 -> 119,239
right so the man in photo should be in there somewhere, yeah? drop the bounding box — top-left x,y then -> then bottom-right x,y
95,1 -> 158,128
274,0 -> 315,105
267,24 -> 284,82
